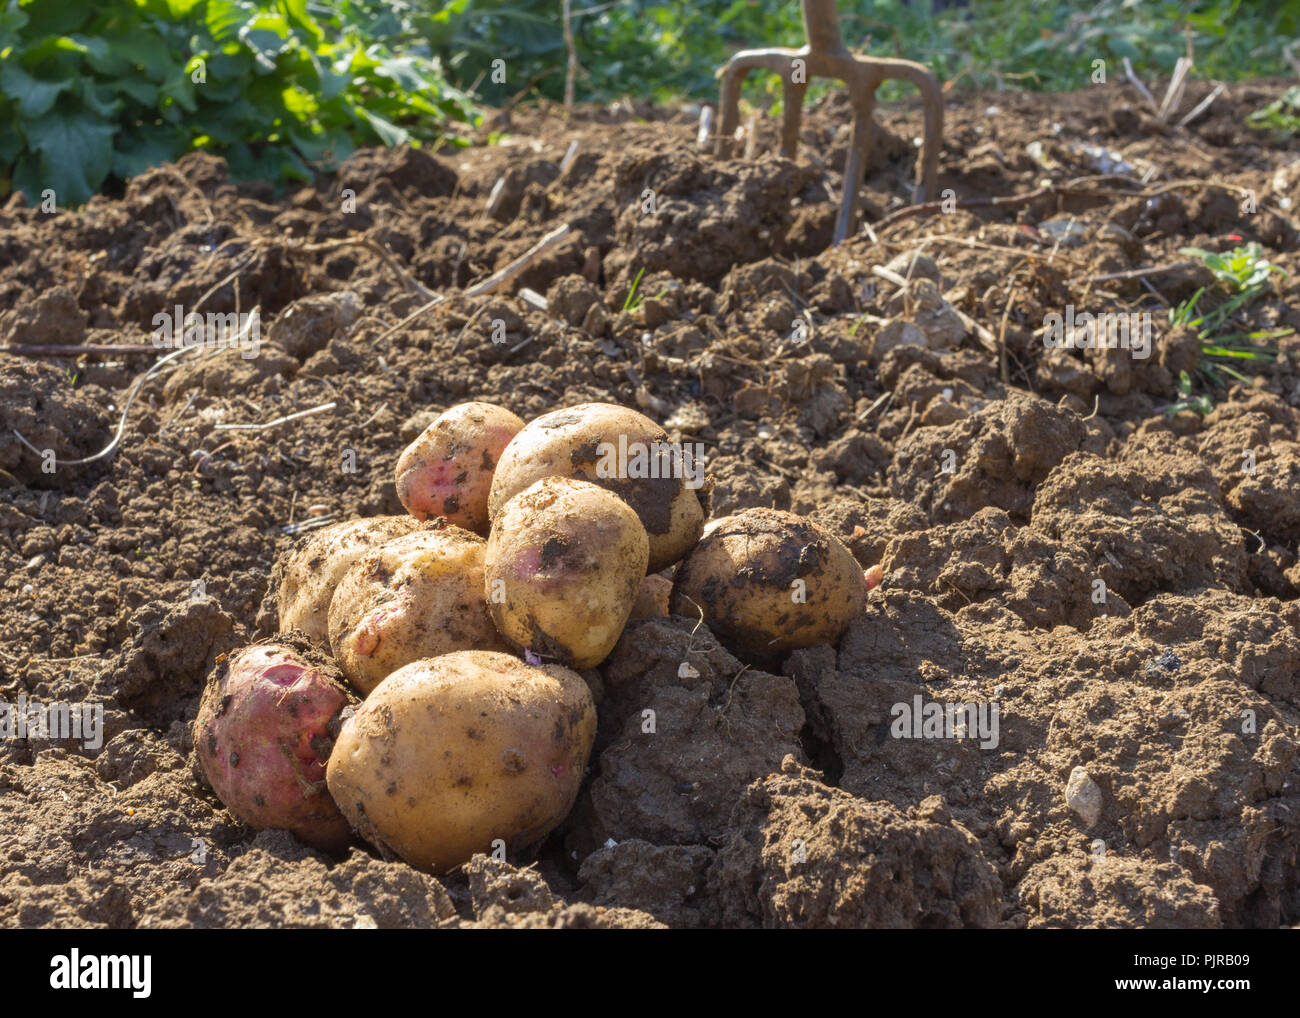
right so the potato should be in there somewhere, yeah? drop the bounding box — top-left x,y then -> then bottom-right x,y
326,650 -> 596,873
628,573 -> 672,621
670,507 -> 868,662
395,401 -> 524,535
486,477 -> 648,669
328,525 -> 506,695
276,515 -> 419,645
487,402 -> 705,573
194,640 -> 355,852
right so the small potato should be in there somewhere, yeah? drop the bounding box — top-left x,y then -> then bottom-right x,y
628,573 -> 672,621
326,650 -> 597,873
195,640 -> 355,852
486,477 -> 648,669
670,507 -> 867,663
328,526 -> 506,695
487,402 -> 705,573
276,516 -> 419,645
395,401 -> 524,535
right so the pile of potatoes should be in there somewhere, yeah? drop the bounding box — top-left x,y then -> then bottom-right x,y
195,400 -> 874,872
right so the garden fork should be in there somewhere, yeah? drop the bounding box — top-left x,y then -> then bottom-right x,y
714,0 -> 943,244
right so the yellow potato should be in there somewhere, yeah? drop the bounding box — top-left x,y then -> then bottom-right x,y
487,402 -> 705,573
485,477 -> 648,669
328,525 -> 506,695
670,507 -> 867,662
276,516 -> 419,645
326,650 -> 597,873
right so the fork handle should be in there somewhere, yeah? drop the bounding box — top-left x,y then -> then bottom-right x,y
802,0 -> 848,56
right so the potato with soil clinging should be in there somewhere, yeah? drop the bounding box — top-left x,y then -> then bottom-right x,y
396,401 -> 524,535
276,515 -> 419,645
486,476 -> 648,669
671,507 -> 868,663
195,640 -> 355,851
328,525 -> 506,695
488,403 -> 705,573
326,650 -> 596,873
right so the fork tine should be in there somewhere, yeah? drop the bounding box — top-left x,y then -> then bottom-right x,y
780,72 -> 808,159
715,63 -> 747,158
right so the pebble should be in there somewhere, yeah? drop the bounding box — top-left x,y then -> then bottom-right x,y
1066,766 -> 1103,827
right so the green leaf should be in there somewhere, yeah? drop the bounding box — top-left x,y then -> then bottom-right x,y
19,111 -> 115,206
111,123 -> 188,179
287,124 -> 353,167
17,3 -> 91,37
79,79 -> 123,118
0,121 -> 22,165
0,64 -> 74,118
111,75 -> 160,106
278,0 -> 323,45
206,0 -> 251,43
356,106 -> 409,146
375,55 -> 431,92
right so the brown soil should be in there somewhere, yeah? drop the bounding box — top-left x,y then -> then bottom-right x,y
2,78 -> 1300,929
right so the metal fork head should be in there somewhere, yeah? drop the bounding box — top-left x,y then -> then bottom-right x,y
714,0 -> 944,244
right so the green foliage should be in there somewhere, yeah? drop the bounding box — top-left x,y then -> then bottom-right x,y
1164,242 -> 1291,409
620,265 -> 668,313
3,0 -> 1297,207
418,0 -> 1300,107
1179,242 -> 1284,293
0,0 -> 477,206
1247,87 -> 1300,140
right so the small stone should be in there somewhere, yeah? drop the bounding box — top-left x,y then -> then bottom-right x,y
871,319 -> 927,363
1065,766 -> 1103,827
883,250 -> 943,288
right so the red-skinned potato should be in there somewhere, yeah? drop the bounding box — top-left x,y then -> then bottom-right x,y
194,640 -> 355,852
328,525 -> 506,695
485,477 -> 648,669
275,516 -> 419,646
670,508 -> 867,663
326,650 -> 596,873
487,403 -> 705,573
395,402 -> 524,535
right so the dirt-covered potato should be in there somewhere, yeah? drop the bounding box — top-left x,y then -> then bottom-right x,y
395,401 -> 524,535
276,516 -> 419,645
328,526 -> 506,695
487,402 -> 705,573
195,640 -> 356,852
670,507 -> 868,662
326,650 -> 597,873
486,477 -> 648,669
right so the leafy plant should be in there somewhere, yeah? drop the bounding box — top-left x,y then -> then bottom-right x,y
0,0 -> 478,206
1247,86 -> 1300,139
1179,242 -> 1284,293
422,0 -> 1300,108
1163,242 -> 1291,408
1165,370 -> 1214,416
